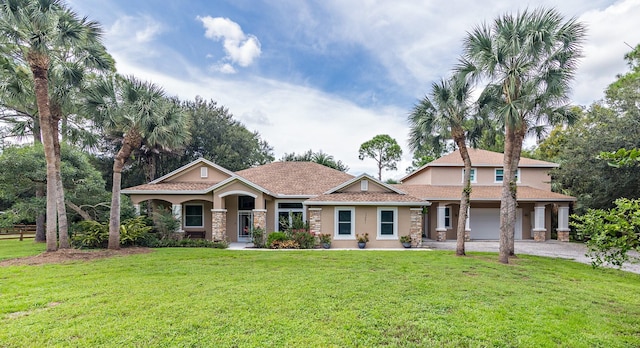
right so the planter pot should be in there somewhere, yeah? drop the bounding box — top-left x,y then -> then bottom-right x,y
402,242 -> 412,248
357,242 -> 366,249
322,242 -> 331,249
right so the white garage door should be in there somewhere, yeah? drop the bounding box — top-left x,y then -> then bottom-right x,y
470,208 -> 522,240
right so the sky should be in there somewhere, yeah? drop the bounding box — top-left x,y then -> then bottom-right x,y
66,0 -> 640,180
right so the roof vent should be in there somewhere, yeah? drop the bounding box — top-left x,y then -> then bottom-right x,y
361,180 -> 368,191
200,167 -> 208,178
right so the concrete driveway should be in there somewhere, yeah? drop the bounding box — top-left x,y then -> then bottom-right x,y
423,240 -> 640,274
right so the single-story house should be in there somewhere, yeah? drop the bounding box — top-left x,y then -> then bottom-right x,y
122,149 -> 575,247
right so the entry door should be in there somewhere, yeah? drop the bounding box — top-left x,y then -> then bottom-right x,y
238,211 -> 253,242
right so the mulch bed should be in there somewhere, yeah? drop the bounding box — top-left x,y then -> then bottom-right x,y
0,247 -> 153,266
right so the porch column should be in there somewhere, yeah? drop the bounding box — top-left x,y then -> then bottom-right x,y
308,208 -> 322,236
172,204 -> 184,232
557,204 -> 570,242
533,203 -> 546,242
252,209 -> 267,229
464,207 -> 471,241
211,209 -> 227,242
436,203 -> 447,242
410,208 -> 423,247
133,204 -> 141,216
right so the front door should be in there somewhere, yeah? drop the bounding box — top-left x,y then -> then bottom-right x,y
238,211 -> 253,242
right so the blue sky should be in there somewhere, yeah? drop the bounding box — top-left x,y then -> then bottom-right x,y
67,0 -> 639,180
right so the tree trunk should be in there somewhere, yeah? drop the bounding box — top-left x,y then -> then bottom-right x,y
66,201 -> 93,221
28,52 -> 58,252
455,136 -> 471,256
499,125 -> 516,264
507,129 -> 525,256
51,102 -> 69,248
109,131 -> 140,250
33,120 -> 46,242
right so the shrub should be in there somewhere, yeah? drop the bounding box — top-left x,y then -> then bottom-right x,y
400,235 -> 412,243
149,238 -> 228,248
152,207 -> 181,240
318,233 -> 331,244
267,231 -> 288,247
251,227 -> 266,248
71,220 -> 108,248
292,230 -> 316,249
119,216 -> 153,246
270,240 -> 299,249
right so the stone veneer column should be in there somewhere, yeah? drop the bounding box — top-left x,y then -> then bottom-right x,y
308,208 -> 322,236
409,208 -> 423,247
436,203 -> 447,242
211,209 -> 227,242
533,204 -> 547,242
557,204 -> 570,242
252,209 -> 267,242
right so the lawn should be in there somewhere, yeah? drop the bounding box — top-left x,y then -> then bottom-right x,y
0,239 -> 46,261
1,243 -> 639,347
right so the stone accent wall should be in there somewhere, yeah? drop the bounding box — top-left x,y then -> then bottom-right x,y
409,208 -> 423,247
253,210 -> 266,229
533,230 -> 546,242
211,209 -> 227,242
309,208 -> 322,236
464,231 -> 470,242
557,231 -> 570,242
437,231 -> 447,242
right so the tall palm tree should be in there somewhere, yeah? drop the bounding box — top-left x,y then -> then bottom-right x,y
409,75 -> 481,256
458,7 -> 585,263
0,0 -> 110,251
85,75 -> 189,249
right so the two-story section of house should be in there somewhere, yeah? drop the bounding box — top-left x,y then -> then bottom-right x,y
399,149 -> 575,242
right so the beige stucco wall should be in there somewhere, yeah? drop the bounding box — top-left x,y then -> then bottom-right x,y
402,169 -> 432,185
520,168 -> 552,190
214,181 -> 264,209
341,180 -> 390,193
224,196 -> 239,242
166,164 -> 231,183
311,205 -> 413,248
405,166 -> 552,190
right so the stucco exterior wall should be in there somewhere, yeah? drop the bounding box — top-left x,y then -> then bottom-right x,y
341,180 -> 390,193
403,169 -> 432,185
128,193 -> 213,205
406,166 -> 552,189
166,164 -> 230,183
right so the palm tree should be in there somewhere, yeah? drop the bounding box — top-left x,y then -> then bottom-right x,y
85,75 -> 189,249
409,75 -> 481,256
458,7 -> 585,263
1,1 -> 112,249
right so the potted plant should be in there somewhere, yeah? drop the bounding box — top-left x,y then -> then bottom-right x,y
319,233 -> 331,249
400,235 -> 412,248
356,233 -> 369,249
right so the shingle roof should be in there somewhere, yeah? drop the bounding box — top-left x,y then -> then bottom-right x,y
428,149 -> 557,167
122,182 -> 219,193
304,192 -> 428,205
236,162 -> 354,196
397,185 -> 575,202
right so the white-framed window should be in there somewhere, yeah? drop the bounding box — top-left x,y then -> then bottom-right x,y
200,167 -> 208,178
184,204 -> 204,227
444,207 -> 452,229
495,168 -> 520,183
462,168 -> 477,183
377,207 -> 398,239
334,207 -> 355,239
276,201 -> 305,231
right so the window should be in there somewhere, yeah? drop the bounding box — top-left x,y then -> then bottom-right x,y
200,167 -> 208,178
462,168 -> 477,183
277,202 -> 304,231
184,205 -> 203,227
377,207 -> 398,239
238,196 -> 255,210
444,207 -> 451,228
495,168 -> 520,183
334,207 -> 355,239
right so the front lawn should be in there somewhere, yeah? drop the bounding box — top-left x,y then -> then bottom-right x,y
1,245 -> 639,347
0,239 -> 46,261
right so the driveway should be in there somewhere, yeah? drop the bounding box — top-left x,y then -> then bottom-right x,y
423,240 -> 640,274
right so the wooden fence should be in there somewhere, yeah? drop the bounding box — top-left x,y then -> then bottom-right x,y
0,225 -> 38,241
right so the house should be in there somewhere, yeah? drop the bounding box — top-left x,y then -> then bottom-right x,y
399,149 -> 575,242
121,149 -> 574,247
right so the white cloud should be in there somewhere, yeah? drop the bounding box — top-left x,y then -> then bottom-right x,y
197,16 -> 262,72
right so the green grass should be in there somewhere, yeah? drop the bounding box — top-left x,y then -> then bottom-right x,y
0,239 -> 46,261
1,244 -> 639,347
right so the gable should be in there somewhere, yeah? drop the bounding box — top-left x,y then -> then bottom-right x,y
165,163 -> 231,183
339,178 -> 395,193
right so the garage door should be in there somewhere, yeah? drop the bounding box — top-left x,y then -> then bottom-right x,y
470,208 -> 522,240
